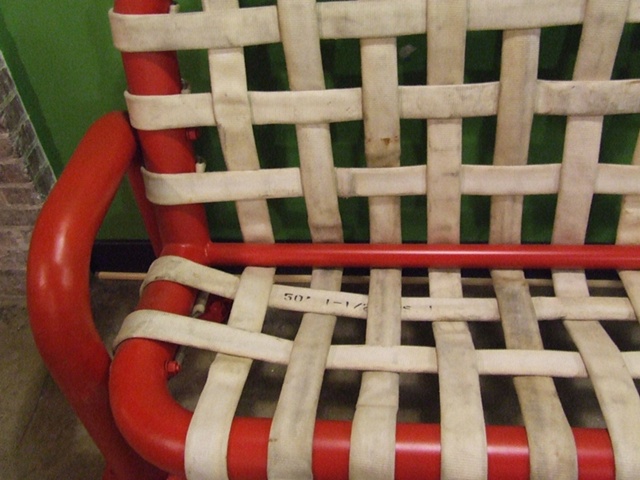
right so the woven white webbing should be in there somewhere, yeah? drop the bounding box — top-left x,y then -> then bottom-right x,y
115,257 -> 640,478
109,0 -> 640,478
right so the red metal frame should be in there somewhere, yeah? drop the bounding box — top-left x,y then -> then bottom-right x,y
201,242 -> 640,270
26,112 -> 164,480
26,0 -> 638,478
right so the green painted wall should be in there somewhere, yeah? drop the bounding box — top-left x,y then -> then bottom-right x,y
1,2 -> 639,242
0,0 -> 146,238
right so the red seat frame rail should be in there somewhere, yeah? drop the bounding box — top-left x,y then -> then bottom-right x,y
26,0 -> 638,478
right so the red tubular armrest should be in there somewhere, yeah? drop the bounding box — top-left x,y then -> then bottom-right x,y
26,112 -> 164,480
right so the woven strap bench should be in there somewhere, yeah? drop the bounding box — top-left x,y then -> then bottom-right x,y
28,0 -> 640,479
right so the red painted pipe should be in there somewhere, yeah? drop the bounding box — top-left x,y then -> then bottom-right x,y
108,3 -> 209,476
110,280 -> 196,476
27,112 -> 164,480
127,154 -> 163,257
149,421 -> 612,480
114,0 -> 210,252
226,420 -> 613,480
201,242 -> 640,270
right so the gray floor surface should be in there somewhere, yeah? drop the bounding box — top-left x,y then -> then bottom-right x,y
1,279 -> 140,480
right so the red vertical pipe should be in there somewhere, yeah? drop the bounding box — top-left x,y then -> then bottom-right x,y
127,155 -> 163,257
113,0 -> 210,253
108,3 -> 210,476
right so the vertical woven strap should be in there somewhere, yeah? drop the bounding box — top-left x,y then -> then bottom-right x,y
277,0 -> 342,242
426,0 -> 465,244
360,5 -> 401,242
185,267 -> 275,480
550,5 -> 631,474
350,5 -> 402,477
350,269 -> 401,480
620,269 -> 640,325
493,270 -> 578,480
552,0 -> 630,244
268,2 -> 344,477
426,3 -> 486,479
617,131 -> 640,362
430,270 -> 487,480
554,272 -> 640,480
617,133 -> 640,247
203,0 -> 274,243
489,28 -> 540,244
268,268 -> 342,480
618,131 -> 640,325
617,128 -> 640,322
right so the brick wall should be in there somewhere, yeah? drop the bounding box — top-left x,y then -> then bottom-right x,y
0,51 -> 55,302
0,51 -> 53,471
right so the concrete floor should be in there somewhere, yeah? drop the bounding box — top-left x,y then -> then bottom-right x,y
2,274 -> 629,479
0,279 -> 140,480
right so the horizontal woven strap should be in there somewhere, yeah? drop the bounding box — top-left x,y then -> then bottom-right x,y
141,163 -> 640,206
537,80 -> 640,116
123,84 -> 495,130
114,309 -> 640,378
110,1 -> 640,52
141,257 -> 637,321
125,79 -> 640,131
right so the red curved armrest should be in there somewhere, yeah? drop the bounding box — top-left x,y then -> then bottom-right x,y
26,112 -> 163,480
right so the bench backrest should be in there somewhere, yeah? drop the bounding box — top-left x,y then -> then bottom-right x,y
110,0 -> 640,246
